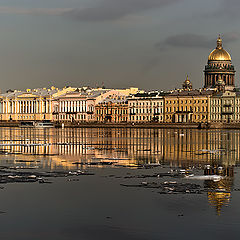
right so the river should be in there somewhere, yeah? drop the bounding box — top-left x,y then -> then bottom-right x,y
0,127 -> 239,240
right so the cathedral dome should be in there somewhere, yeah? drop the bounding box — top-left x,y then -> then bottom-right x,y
208,36 -> 231,61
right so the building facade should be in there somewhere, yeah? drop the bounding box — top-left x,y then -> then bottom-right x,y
128,92 -> 164,123
53,88 -> 139,123
164,90 -> 212,123
95,97 -> 128,123
53,90 -> 88,123
0,89 -> 54,121
210,90 -> 240,123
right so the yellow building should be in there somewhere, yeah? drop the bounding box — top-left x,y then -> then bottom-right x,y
164,89 -> 213,123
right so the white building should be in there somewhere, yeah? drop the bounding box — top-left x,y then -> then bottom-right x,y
210,90 -> 240,123
128,92 -> 165,123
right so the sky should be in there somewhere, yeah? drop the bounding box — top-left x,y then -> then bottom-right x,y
0,0 -> 240,91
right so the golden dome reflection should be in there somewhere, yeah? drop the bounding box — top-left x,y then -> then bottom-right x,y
208,36 -> 232,61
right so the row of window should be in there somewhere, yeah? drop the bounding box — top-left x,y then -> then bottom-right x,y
97,117 -> 128,122
211,107 -> 235,112
17,115 -> 35,120
166,106 -> 207,112
129,101 -> 163,107
130,108 -> 163,114
130,116 -> 163,121
166,99 -> 207,104
166,115 -> 206,120
59,114 -> 86,120
211,99 -> 240,104
96,109 -> 128,114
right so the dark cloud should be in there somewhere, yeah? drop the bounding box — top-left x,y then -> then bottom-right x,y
157,33 -> 240,49
64,0 -> 181,21
0,0 -> 181,22
205,0 -> 240,19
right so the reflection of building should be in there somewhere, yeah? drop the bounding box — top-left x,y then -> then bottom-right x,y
128,92 -> 164,123
164,88 -> 212,123
0,127 -> 239,167
204,36 -> 235,89
0,127 -> 239,168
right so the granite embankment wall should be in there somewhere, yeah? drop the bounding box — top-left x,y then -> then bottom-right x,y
55,122 -> 240,129
1,121 -> 240,129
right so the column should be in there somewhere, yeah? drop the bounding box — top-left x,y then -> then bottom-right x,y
74,101 -> 76,112
32,101 -> 34,113
46,101 -> 48,113
48,100 -> 51,113
36,101 -> 38,114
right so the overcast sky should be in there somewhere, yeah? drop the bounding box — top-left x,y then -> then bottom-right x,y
0,0 -> 239,91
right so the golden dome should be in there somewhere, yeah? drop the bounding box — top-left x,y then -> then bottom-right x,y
208,36 -> 231,61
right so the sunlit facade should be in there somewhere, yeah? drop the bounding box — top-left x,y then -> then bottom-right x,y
0,87 -> 76,122
128,92 -> 164,123
95,97 -> 128,123
53,88 -> 139,123
164,90 -> 212,123
210,90 -> 240,123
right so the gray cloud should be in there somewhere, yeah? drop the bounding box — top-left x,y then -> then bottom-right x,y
0,0 -> 181,21
64,0 -> 181,21
157,33 -> 240,49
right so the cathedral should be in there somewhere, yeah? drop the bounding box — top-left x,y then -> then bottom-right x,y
204,35 -> 235,90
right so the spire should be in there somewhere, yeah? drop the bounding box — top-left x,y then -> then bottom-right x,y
216,34 -> 223,49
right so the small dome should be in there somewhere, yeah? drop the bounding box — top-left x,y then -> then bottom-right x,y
182,75 -> 192,90
208,36 -> 231,61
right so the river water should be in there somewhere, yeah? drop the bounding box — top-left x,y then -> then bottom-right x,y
0,127 -> 239,240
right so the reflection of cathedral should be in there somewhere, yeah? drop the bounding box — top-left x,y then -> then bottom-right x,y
204,35 -> 235,89
204,166 -> 234,215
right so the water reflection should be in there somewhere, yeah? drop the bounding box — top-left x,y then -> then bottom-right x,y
0,127 -> 239,215
204,165 -> 234,215
0,128 -> 238,167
